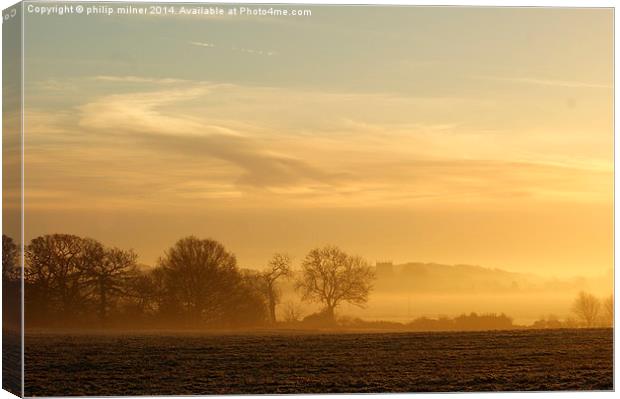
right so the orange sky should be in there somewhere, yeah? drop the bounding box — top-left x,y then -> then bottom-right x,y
14,6 -> 613,277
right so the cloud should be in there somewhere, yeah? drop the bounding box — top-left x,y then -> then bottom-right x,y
34,78 -> 79,91
134,132 -> 341,188
77,87 -> 341,190
190,40 -> 276,56
77,87 -> 211,135
25,79 -> 612,210
473,75 -> 611,89
94,75 -> 189,84
231,47 -> 276,56
188,41 -> 215,48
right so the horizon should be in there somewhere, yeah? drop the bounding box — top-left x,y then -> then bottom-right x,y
11,229 -> 614,280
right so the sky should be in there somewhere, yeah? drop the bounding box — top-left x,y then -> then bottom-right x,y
17,5 -> 613,277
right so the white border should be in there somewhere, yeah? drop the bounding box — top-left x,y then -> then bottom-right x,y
0,1 -> 616,399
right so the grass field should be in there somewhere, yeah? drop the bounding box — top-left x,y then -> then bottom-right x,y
24,328 -> 612,396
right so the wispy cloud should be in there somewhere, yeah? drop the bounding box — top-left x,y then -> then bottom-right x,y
77,87 -> 211,135
76,87 -> 342,191
188,41 -> 215,48
23,78 -> 612,210
134,132 -> 342,189
473,75 -> 611,89
231,47 -> 276,56
94,75 -> 189,84
190,40 -> 276,56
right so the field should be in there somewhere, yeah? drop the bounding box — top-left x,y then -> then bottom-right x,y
25,328 -> 612,396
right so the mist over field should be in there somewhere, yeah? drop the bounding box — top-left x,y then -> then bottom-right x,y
273,261 -> 613,326
6,230 -> 611,331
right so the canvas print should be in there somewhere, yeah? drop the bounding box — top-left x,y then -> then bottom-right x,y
1,1 -> 614,396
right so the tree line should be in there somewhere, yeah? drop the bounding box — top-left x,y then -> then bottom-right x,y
2,234 -> 375,328
2,234 -> 613,331
531,291 -> 613,329
336,312 -> 515,331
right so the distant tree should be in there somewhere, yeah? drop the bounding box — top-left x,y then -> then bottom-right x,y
301,309 -> 337,327
602,295 -> 613,327
572,291 -> 601,328
260,253 -> 292,323
282,301 -> 303,323
411,316 -> 455,331
545,314 -> 562,329
453,312 -> 513,331
531,314 -> 562,329
82,247 -> 138,322
563,317 -> 580,329
296,245 -> 375,321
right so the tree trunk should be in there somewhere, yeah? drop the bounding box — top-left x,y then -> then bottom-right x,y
99,279 -> 107,323
324,304 -> 335,322
269,296 -> 277,324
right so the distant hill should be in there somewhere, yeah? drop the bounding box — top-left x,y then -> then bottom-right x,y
373,262 -> 601,294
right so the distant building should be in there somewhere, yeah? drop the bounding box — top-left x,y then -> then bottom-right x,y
376,261 -> 394,277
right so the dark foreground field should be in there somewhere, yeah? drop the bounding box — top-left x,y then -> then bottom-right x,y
25,328 -> 612,396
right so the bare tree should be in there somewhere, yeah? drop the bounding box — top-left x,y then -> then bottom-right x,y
82,247 -> 138,322
282,301 -> 303,323
125,267 -> 164,317
572,291 -> 601,328
2,235 -> 21,330
2,234 -> 19,281
25,234 -> 103,320
296,245 -> 375,321
602,295 -> 613,327
260,253 -> 292,324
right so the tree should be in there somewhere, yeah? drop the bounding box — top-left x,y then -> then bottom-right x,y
158,236 -> 266,326
225,274 -> 269,327
260,253 -> 292,324
282,301 -> 303,323
2,234 -> 19,281
602,295 -> 613,327
2,235 -> 21,330
124,267 -> 163,318
531,314 -> 562,329
82,247 -> 138,322
572,291 -> 601,328
25,234 -> 104,322
296,245 -> 375,321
